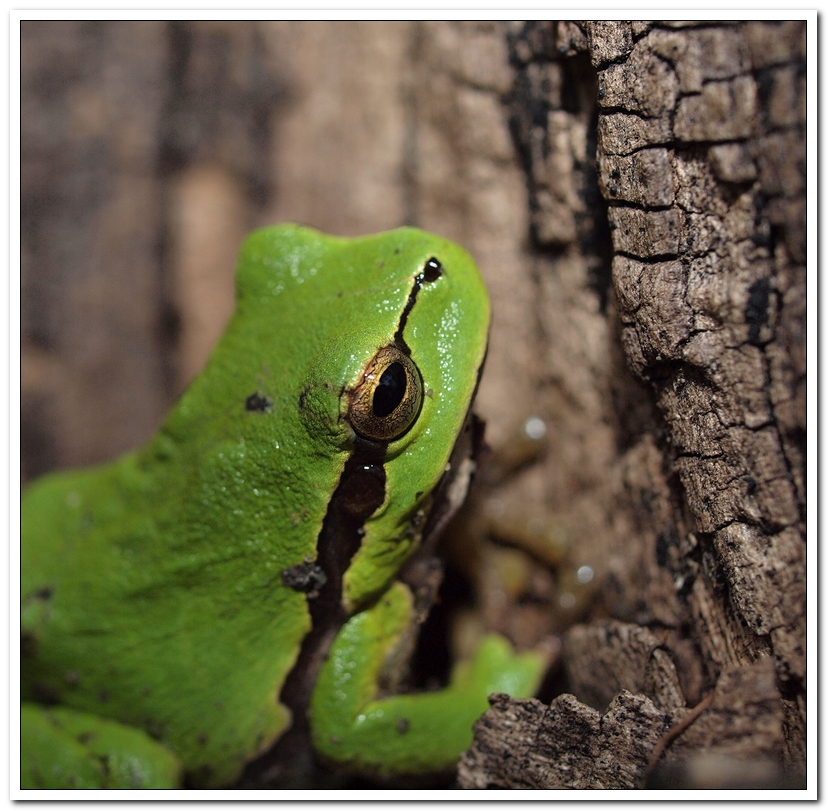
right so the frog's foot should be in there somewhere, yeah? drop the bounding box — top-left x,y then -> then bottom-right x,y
309,582 -> 549,777
21,703 -> 182,789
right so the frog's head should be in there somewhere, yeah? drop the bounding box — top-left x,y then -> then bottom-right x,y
326,229 -> 490,613
229,225 -> 490,614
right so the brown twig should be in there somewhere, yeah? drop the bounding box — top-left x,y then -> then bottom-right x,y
647,690 -> 716,773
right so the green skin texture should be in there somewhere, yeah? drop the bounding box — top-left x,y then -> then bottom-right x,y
21,225 -> 547,789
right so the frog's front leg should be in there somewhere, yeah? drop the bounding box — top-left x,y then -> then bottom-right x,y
21,703 -> 182,789
309,582 -> 548,776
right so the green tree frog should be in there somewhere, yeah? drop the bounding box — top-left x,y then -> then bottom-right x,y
21,225 -> 548,789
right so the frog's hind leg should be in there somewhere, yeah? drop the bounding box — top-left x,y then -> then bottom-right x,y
308,582 -> 548,778
21,703 -> 182,789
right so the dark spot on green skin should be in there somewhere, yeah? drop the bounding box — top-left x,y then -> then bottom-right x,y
281,563 -> 328,594
396,717 -> 410,735
197,733 -> 208,746
35,587 -> 53,600
76,731 -> 95,745
64,670 -> 81,686
298,383 -> 311,412
245,392 -> 273,413
98,689 -> 109,703
32,681 -> 59,705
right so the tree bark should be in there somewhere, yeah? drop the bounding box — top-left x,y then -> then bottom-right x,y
459,20 -> 807,789
20,20 -> 807,789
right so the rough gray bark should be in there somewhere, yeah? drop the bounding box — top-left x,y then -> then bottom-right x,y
21,20 -> 807,789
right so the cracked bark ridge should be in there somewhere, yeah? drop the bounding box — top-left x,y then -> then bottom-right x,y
458,690 -> 669,789
593,20 -> 806,762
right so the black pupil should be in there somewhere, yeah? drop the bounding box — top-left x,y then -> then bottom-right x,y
373,362 -> 407,418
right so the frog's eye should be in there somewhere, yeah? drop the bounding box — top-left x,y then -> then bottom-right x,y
348,345 -> 423,442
